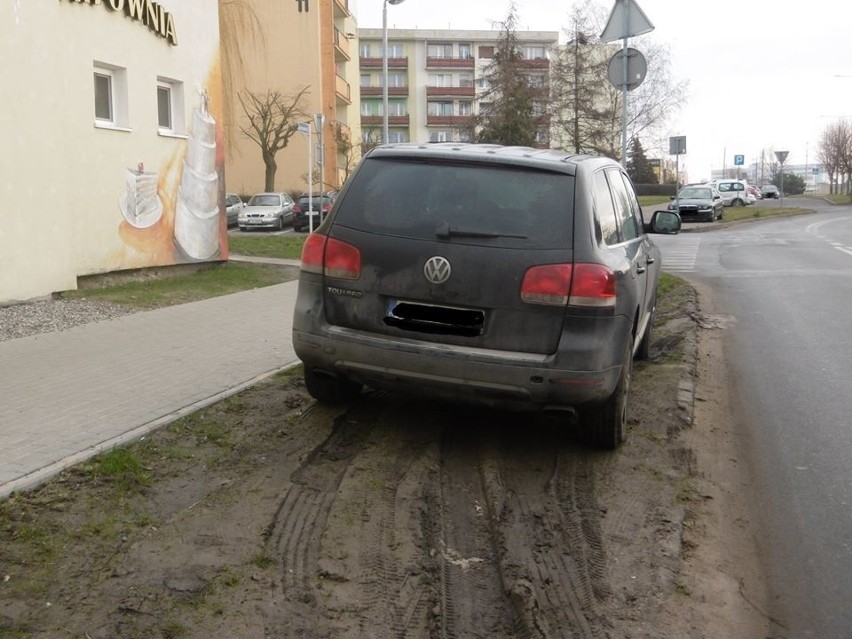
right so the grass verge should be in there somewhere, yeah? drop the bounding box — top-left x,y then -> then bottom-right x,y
228,233 -> 306,260
61,261 -> 298,309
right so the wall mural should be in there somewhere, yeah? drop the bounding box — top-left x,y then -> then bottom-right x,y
114,58 -> 228,267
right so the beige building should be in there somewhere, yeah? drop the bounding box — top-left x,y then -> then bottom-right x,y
1,0 -> 224,305
357,28 -> 559,147
222,0 -> 361,197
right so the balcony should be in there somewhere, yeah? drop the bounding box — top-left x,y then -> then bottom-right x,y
361,115 -> 410,126
426,85 -> 475,98
425,56 -> 475,69
519,58 -> 550,69
334,28 -> 351,62
361,57 -> 408,69
336,75 -> 351,105
333,0 -> 350,18
361,86 -> 409,97
426,115 -> 474,127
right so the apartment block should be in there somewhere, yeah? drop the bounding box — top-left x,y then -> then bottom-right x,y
357,29 -> 559,147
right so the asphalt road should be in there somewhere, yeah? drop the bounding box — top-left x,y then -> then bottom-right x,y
656,199 -> 852,637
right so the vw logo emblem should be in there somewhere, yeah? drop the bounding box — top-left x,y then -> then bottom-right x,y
424,256 -> 451,284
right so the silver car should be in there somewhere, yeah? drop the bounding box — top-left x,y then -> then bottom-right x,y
238,192 -> 295,231
225,193 -> 244,228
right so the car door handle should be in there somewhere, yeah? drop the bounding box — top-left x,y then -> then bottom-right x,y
646,256 -> 656,265
636,264 -> 647,274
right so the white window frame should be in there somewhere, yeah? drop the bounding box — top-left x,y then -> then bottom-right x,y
429,130 -> 453,142
93,62 -> 129,130
387,130 -> 409,143
157,77 -> 186,137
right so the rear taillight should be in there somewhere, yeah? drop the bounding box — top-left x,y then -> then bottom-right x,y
521,263 -> 616,308
293,204 -> 303,214
568,264 -> 616,308
299,234 -> 361,280
521,264 -> 571,305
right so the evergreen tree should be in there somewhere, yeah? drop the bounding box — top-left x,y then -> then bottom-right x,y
474,4 -> 540,147
626,137 -> 658,184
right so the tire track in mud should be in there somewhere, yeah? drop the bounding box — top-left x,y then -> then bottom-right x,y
467,418 -> 610,638
263,401 -> 379,635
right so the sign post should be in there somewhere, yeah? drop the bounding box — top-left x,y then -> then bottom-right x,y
600,0 -> 654,167
298,121 -> 313,232
775,150 -> 788,208
669,136 -> 686,212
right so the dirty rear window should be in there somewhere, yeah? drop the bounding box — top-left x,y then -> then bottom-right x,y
334,158 -> 574,247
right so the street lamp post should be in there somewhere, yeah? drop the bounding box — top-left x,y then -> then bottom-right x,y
382,0 -> 405,144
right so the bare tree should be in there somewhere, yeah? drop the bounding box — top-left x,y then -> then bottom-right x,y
237,87 -> 310,191
817,121 -> 850,194
331,121 -> 360,184
549,0 -> 687,162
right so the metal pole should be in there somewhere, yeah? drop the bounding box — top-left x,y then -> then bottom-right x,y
620,0 -> 628,166
307,122 -> 313,233
382,0 -> 389,145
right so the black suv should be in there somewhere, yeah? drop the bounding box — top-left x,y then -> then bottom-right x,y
292,143 -> 679,448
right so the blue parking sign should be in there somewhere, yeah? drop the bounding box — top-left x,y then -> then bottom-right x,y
734,154 -> 744,166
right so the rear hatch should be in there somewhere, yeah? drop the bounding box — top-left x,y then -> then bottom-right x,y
320,156 -> 576,355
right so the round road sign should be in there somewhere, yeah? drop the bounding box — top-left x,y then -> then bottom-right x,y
607,48 -> 648,91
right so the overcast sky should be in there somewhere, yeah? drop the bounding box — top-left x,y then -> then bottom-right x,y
351,0 -> 852,182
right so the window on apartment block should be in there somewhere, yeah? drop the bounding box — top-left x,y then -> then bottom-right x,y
387,71 -> 407,87
428,74 -> 453,87
387,101 -> 407,116
428,101 -> 454,117
429,130 -> 453,142
522,45 -> 546,60
360,42 -> 373,57
479,45 -> 494,59
458,43 -> 471,59
361,74 -> 371,87
427,43 -> 453,58
387,130 -> 409,143
93,62 -> 128,129
361,100 -> 381,116
459,73 -> 474,87
382,43 -> 404,58
157,77 -> 185,135
526,74 -> 547,88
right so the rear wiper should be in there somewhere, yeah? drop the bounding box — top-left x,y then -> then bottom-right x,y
434,221 -> 527,239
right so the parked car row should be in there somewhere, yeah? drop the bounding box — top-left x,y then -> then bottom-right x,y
225,191 -> 339,233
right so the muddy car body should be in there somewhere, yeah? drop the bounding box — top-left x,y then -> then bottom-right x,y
292,143 -> 678,447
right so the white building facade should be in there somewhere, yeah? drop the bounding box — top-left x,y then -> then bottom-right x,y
1,0 -> 223,305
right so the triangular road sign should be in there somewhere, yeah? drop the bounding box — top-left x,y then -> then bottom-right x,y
775,150 -> 789,164
600,0 -> 655,43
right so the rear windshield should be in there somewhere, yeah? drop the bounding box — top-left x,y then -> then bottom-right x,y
333,158 -> 574,247
249,195 -> 280,206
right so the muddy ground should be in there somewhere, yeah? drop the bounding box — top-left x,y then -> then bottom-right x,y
0,278 -> 770,639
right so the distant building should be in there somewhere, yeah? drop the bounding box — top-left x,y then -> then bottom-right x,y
357,28 -> 559,147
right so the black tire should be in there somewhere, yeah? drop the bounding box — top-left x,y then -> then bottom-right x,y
275,216 -> 284,231
578,339 -> 632,449
303,368 -> 362,404
732,198 -> 744,207
636,300 -> 655,361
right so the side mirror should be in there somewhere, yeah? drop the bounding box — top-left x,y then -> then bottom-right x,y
646,210 -> 681,235
669,195 -> 675,200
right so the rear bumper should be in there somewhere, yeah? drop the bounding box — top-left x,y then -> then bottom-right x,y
292,281 -> 630,411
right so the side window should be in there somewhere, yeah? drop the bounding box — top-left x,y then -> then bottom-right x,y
608,168 -> 639,241
619,171 -> 645,235
593,171 -> 619,246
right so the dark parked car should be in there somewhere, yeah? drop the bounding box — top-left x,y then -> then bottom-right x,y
292,193 -> 334,232
292,143 -> 679,449
667,184 -> 724,222
237,192 -> 295,231
760,184 -> 780,199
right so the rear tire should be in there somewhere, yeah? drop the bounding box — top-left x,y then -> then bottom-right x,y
579,339 -> 632,449
636,300 -> 655,361
303,368 -> 363,404
732,198 -> 744,207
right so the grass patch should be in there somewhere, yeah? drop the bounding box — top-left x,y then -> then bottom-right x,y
228,234 -> 306,259
61,261 -> 297,309
822,193 -> 852,205
638,195 -> 672,207
720,205 -> 810,222
83,448 -> 150,492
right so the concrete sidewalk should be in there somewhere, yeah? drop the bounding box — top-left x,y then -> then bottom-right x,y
0,279 -> 300,498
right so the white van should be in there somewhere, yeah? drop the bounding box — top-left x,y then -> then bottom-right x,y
710,179 -> 751,207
